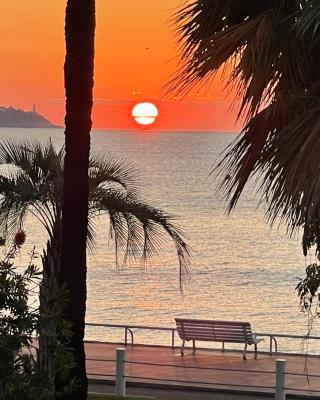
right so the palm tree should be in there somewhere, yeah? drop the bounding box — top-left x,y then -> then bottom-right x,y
61,1 -> 95,397
172,1 -> 320,255
0,139 -> 191,396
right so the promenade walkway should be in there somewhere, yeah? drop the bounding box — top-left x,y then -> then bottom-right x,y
85,341 -> 320,398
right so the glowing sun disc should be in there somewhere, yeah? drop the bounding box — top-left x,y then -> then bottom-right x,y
132,102 -> 159,126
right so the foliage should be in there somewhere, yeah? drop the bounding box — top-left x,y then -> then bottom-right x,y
295,262 -> 320,341
0,139 -> 191,399
171,1 -> 320,329
0,247 -> 74,400
171,0 -> 320,257
296,263 -> 320,313
0,139 -> 191,284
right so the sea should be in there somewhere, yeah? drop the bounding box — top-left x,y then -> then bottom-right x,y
0,127 -> 317,353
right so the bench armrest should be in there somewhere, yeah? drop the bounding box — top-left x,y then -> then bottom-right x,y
253,333 -> 264,344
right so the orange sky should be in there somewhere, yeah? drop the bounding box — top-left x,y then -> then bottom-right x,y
0,1 -> 239,131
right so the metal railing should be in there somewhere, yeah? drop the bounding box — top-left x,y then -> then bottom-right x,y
256,331 -> 320,354
86,322 -> 176,347
85,322 -> 320,355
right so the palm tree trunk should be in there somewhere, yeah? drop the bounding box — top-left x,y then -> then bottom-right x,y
58,1 -> 95,399
38,232 -> 61,392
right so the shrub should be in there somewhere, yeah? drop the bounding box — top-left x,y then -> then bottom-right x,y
0,247 -> 74,400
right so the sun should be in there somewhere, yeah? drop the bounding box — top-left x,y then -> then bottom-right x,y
132,102 -> 159,126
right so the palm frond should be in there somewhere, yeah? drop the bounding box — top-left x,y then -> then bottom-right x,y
261,101 -> 320,231
0,139 -> 192,288
90,188 -> 191,286
215,87 -> 305,207
89,151 -> 139,192
0,140 -> 62,241
216,87 -> 320,254
297,1 -> 320,44
171,1 -> 320,258
170,0 -> 308,121
86,217 -> 96,253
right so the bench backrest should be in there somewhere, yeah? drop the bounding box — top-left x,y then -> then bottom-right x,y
175,318 -> 255,344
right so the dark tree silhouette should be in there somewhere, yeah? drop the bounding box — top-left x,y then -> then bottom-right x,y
171,1 -> 320,330
171,1 -> 320,254
59,1 -> 95,398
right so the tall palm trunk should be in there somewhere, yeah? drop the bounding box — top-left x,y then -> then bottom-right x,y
58,1 -> 95,399
38,221 -> 62,391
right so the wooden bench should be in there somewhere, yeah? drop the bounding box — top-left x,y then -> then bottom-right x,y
175,318 -> 263,360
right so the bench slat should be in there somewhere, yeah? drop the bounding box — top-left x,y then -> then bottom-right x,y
180,329 -> 248,335
176,318 -> 251,325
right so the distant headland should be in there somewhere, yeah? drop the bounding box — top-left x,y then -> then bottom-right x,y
0,106 -> 60,128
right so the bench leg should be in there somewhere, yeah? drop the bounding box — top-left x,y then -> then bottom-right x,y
254,343 -> 258,359
181,339 -> 185,356
243,343 -> 248,360
192,340 -> 196,355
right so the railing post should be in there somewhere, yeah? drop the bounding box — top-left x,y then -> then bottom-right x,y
115,348 -> 126,397
275,359 -> 286,400
125,327 -> 128,346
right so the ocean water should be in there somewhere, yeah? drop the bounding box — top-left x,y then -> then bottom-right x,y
0,128 -> 316,353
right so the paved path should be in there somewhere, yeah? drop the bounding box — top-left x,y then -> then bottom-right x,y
89,382 -> 318,400
89,382 -> 276,400
85,342 -> 320,398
